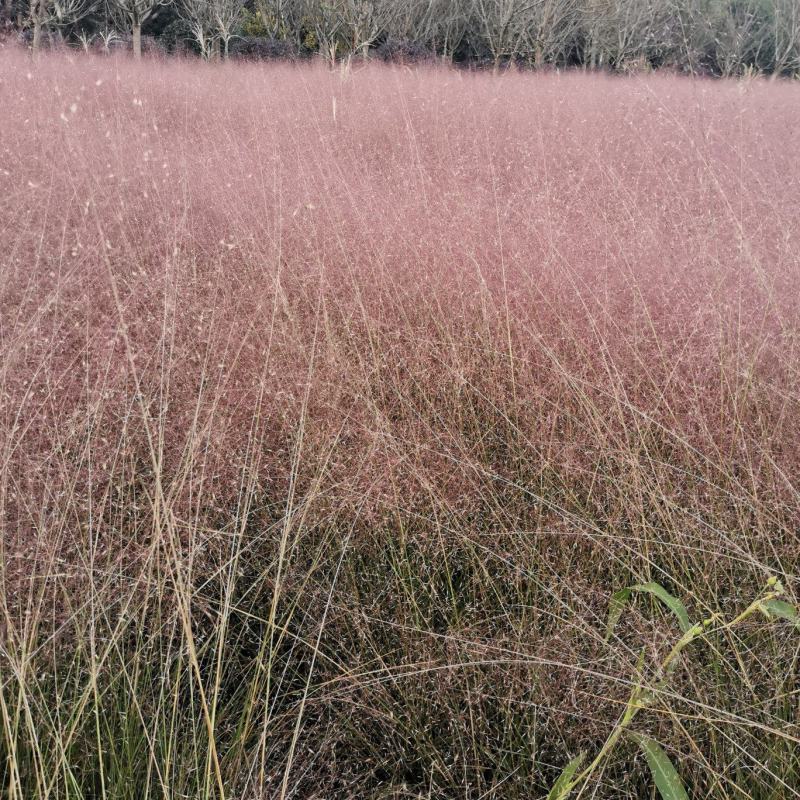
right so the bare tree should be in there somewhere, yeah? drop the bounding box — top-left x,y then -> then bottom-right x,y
702,0 -> 769,75
107,0 -> 167,57
214,0 -> 245,57
582,0 -> 677,70
474,0 -> 540,69
302,0 -> 342,63
769,0 -> 800,76
75,27 -> 95,48
302,0 -> 396,60
254,0 -> 297,39
610,0 -> 671,68
98,25 -> 121,50
526,0 -> 581,67
178,0 -> 214,57
339,0 -> 398,58
179,0 -> 245,59
386,0 -> 473,61
29,0 -> 96,51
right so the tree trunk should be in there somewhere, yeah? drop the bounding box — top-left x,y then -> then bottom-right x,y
31,0 -> 46,51
132,22 -> 142,58
3,0 -> 12,25
258,1 -> 270,34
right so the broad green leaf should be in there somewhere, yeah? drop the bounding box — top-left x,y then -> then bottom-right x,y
605,582 -> 693,641
633,583 -> 693,634
760,599 -> 799,626
546,751 -> 586,800
628,732 -> 690,800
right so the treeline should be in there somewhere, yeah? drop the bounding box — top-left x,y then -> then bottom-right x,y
3,0 -> 800,76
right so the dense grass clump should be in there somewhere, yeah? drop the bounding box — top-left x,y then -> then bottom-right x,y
0,51 -> 798,799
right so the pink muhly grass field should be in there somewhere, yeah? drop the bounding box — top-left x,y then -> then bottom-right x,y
0,49 -> 799,799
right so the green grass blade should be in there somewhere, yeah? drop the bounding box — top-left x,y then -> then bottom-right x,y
546,751 -> 586,800
629,732 -> 689,800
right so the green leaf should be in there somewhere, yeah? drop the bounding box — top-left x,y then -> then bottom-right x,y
546,751 -> 586,800
634,583 -> 693,634
628,732 -> 690,800
760,599 -> 799,626
605,582 -> 693,641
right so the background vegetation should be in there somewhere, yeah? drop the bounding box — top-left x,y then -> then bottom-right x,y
2,0 -> 800,76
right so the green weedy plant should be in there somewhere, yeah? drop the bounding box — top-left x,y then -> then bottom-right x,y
548,578 -> 799,800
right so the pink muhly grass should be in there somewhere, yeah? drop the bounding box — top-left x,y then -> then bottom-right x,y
0,48 -> 798,799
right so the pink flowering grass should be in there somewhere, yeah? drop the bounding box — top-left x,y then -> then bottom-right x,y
0,49 -> 799,798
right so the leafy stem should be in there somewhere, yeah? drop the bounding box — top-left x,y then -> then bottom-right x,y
547,578 -> 798,800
